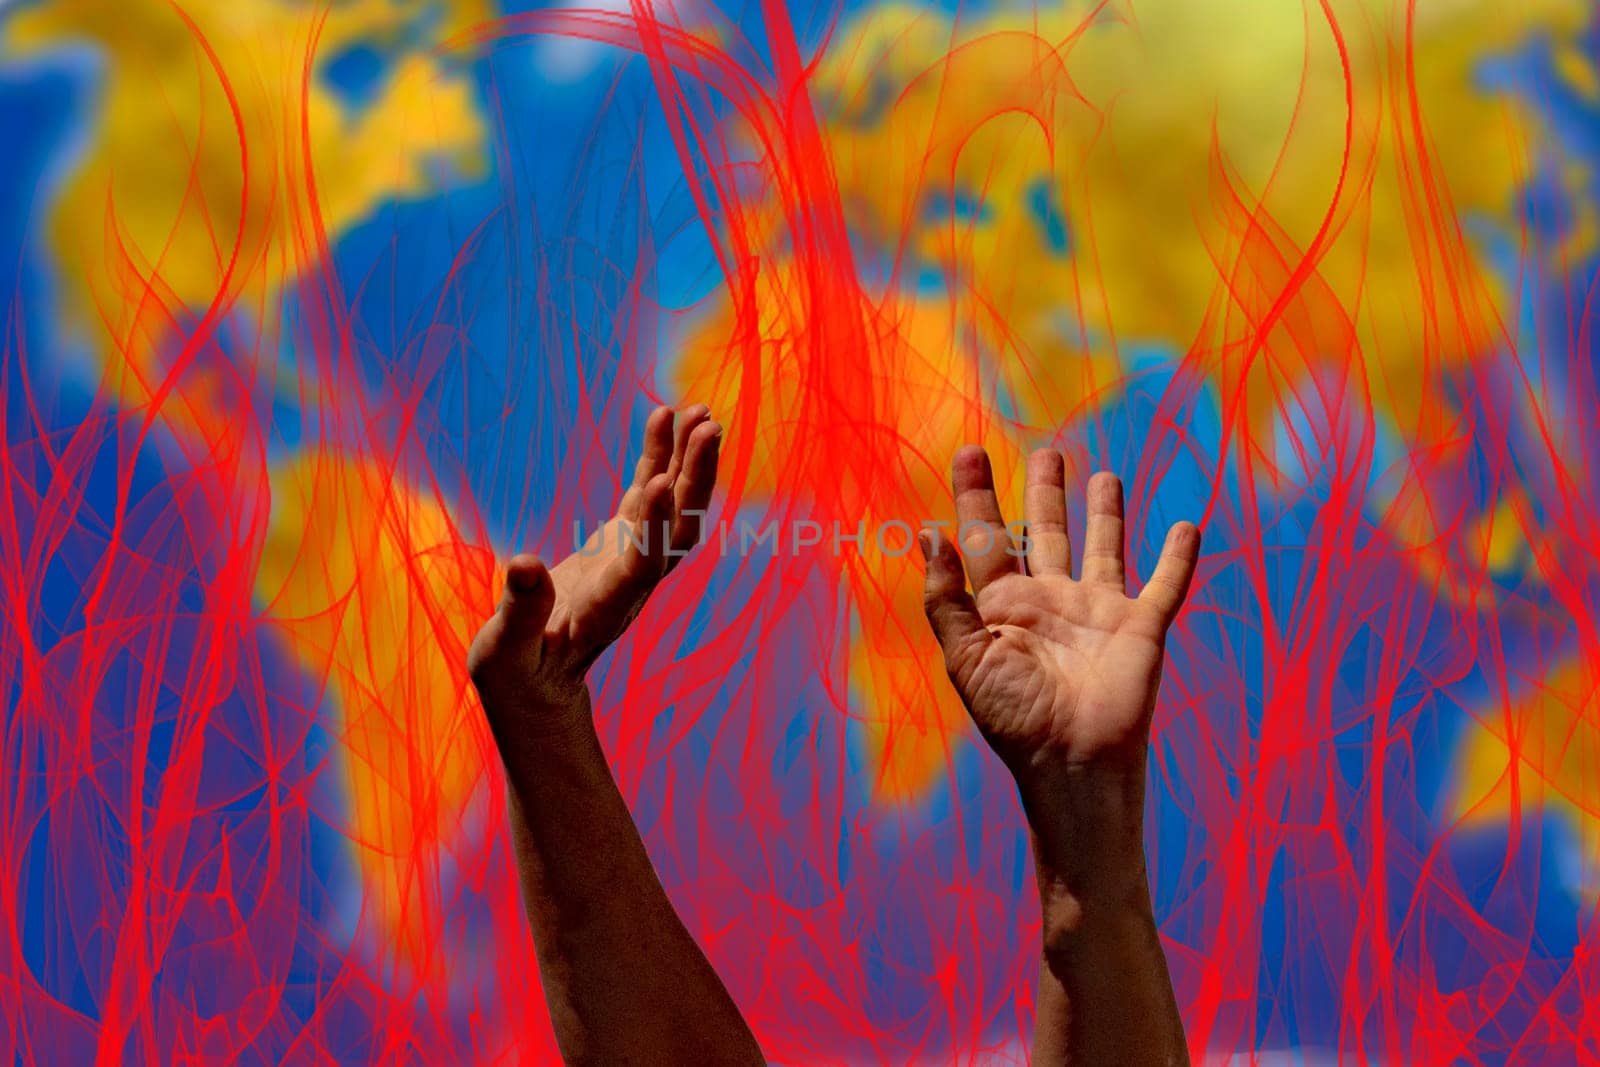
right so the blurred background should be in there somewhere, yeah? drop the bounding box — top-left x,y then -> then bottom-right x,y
2,0 -> 1598,1062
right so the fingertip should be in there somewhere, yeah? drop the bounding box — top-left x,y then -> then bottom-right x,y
506,554 -> 549,593
1169,520 -> 1201,553
690,419 -> 723,448
1086,470 -> 1124,510
952,444 -> 994,488
676,404 -> 711,436
1026,447 -> 1065,481
503,557 -> 555,627
1088,469 -> 1120,488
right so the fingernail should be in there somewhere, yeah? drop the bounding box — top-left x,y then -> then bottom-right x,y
917,531 -> 932,558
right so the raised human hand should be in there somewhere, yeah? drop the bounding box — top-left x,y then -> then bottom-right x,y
919,446 -> 1200,782
468,404 -> 721,737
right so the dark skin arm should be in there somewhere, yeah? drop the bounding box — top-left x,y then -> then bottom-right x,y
468,404 -> 762,1067
919,446 -> 1200,1067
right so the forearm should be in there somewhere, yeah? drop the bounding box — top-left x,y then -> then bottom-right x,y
1017,762 -> 1188,1067
496,695 -> 762,1066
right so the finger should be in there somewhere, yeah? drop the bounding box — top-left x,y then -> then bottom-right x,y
1079,471 -> 1126,590
619,406 -> 676,521
670,419 -> 722,559
499,555 -> 556,638
1138,521 -> 1202,625
580,473 -> 674,645
918,530 -> 993,686
666,403 -> 711,484
1023,448 -> 1071,576
951,445 -> 1020,594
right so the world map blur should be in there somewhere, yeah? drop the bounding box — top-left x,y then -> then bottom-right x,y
3,0 -> 1598,1061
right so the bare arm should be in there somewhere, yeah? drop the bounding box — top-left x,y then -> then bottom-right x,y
1021,766 -> 1187,1065
918,446 -> 1199,1066
468,405 -> 762,1066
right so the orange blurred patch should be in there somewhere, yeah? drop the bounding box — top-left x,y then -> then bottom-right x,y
255,450 -> 498,975
675,257 -> 1054,799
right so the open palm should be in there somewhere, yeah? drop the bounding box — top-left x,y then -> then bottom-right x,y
921,447 -> 1201,775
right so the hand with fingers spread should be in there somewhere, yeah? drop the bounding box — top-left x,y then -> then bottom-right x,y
920,446 -> 1201,777
468,405 -> 763,1067
919,445 -> 1200,1067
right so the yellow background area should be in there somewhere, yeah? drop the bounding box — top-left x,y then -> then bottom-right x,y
255,452 -> 495,974
4,0 -> 487,442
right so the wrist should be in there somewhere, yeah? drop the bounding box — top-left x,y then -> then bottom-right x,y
480,683 -> 598,761
1014,756 -> 1151,926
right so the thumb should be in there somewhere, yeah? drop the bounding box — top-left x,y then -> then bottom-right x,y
919,530 -> 992,684
501,554 -> 556,637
